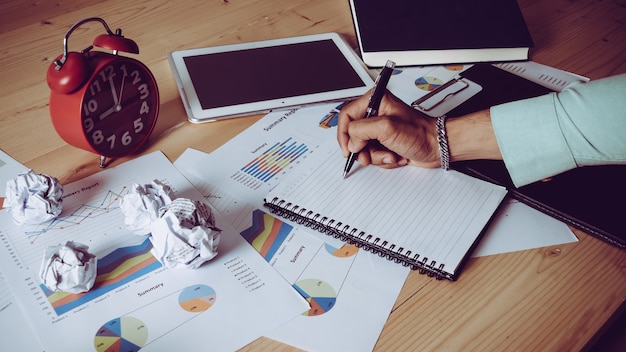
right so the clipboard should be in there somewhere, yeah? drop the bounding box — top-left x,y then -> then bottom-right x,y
411,77 -> 482,118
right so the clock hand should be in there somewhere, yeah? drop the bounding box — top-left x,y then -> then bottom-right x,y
99,90 -> 144,120
99,105 -> 117,120
100,73 -> 126,120
117,72 -> 127,109
108,75 -> 119,107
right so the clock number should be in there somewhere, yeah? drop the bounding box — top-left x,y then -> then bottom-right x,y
83,99 -> 98,116
89,80 -> 102,96
121,131 -> 132,146
140,101 -> 150,115
134,118 -> 144,133
92,130 -> 104,145
84,117 -> 94,133
99,65 -> 115,82
122,65 -> 142,85
138,83 -> 149,100
130,69 -> 142,85
82,63 -> 156,153
106,134 -> 116,149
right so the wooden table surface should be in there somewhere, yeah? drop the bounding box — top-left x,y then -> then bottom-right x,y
1,0 -> 625,350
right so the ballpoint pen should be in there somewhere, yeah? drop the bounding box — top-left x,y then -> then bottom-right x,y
343,59 -> 396,178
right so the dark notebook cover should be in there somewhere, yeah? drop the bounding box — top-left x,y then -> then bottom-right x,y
448,64 -> 626,249
350,0 -> 534,66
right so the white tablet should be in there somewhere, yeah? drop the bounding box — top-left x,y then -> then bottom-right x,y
168,33 -> 374,123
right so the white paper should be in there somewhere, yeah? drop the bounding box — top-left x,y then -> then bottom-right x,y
265,139 -> 507,278
0,149 -> 28,198
150,198 -> 221,269
119,180 -> 174,235
0,152 -> 44,351
174,103 -> 411,352
4,169 -> 63,225
39,241 -> 97,294
0,151 -> 308,351
174,67 -> 579,348
473,199 -> 577,257
384,64 -> 578,257
0,275 -> 43,351
493,61 -> 589,92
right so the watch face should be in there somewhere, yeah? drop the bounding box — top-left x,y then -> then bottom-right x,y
81,58 -> 159,156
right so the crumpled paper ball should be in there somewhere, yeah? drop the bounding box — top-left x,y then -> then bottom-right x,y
149,198 -> 221,269
39,241 -> 97,294
4,170 -> 63,225
119,180 -> 174,235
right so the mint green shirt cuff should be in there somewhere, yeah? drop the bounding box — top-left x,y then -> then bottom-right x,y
490,74 -> 626,187
491,93 -> 576,187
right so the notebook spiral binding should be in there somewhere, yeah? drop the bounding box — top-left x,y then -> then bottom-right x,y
264,197 -> 448,280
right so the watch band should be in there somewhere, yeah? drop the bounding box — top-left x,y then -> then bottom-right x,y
436,115 -> 450,171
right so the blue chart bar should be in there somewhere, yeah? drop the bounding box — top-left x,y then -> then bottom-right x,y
241,137 -> 308,182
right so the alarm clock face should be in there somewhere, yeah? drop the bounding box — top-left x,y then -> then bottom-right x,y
81,57 -> 159,157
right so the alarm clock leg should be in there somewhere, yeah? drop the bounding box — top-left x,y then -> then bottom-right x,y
99,155 -> 106,168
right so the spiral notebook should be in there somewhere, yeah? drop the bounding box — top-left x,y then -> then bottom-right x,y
263,140 -> 507,280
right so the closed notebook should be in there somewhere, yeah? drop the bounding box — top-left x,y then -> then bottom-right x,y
264,140 -> 507,281
349,0 -> 534,67
450,64 -> 626,249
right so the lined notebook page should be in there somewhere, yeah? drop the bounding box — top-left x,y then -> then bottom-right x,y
265,140 -> 506,278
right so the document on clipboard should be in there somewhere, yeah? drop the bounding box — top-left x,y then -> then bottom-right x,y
409,60 -> 588,119
411,77 -> 482,117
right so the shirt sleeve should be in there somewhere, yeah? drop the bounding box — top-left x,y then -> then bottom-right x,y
490,73 -> 626,187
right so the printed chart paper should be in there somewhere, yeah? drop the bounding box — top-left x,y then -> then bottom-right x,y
0,151 -> 307,352
174,104 -> 411,352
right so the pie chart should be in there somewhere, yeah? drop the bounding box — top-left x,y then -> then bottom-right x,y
94,316 -> 148,352
178,284 -> 217,313
325,243 -> 358,258
415,76 -> 444,91
294,278 -> 337,316
445,64 -> 465,71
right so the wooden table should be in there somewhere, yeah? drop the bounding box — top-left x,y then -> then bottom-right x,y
1,0 -> 624,350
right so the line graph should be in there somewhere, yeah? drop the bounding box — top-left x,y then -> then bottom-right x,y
24,186 -> 127,242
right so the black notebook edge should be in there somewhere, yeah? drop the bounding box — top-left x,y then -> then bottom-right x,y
348,0 -> 534,67
450,64 -> 626,250
455,163 -> 626,250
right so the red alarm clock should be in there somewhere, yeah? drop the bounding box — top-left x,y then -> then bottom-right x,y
47,17 -> 159,167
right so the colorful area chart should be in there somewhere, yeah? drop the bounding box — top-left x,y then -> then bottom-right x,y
94,316 -> 148,352
178,284 -> 217,313
415,76 -> 444,91
240,209 -> 292,260
294,279 -> 337,316
42,238 -> 161,315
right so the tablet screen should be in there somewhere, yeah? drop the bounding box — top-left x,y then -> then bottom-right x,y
182,39 -> 367,110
